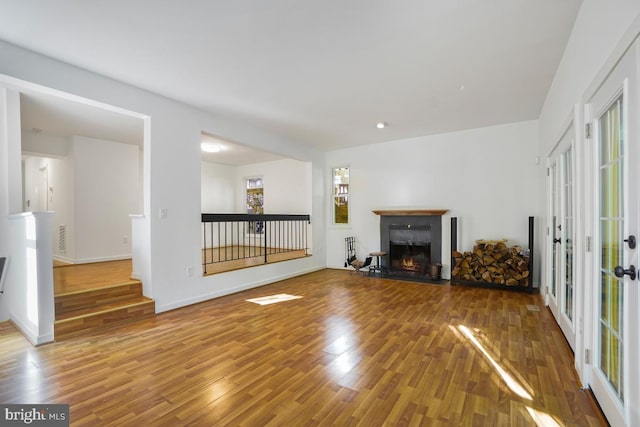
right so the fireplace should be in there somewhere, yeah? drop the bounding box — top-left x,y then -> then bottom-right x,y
374,210 -> 446,282
389,225 -> 431,276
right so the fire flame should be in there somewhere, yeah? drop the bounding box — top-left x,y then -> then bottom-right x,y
401,257 -> 420,271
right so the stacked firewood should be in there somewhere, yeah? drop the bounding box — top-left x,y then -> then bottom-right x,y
452,241 -> 530,286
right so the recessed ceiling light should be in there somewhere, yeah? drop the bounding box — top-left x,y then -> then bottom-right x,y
201,142 -> 222,153
376,122 -> 387,129
460,85 -> 465,91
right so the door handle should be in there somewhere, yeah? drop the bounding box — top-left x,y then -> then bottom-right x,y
624,235 -> 637,249
614,265 -> 636,280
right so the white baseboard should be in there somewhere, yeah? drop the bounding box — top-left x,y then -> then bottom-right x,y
9,318 -> 54,346
53,254 -> 132,265
52,255 -> 75,264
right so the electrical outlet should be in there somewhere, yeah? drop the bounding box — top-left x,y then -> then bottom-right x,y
186,266 -> 193,277
159,208 -> 168,219
123,236 -> 129,244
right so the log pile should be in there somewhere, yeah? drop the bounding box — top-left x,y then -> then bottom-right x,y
452,241 -> 530,287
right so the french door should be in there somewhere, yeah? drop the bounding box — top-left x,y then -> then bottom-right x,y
587,40 -> 640,427
548,131 -> 576,349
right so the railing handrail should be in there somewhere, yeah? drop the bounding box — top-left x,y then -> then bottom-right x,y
202,213 -> 310,223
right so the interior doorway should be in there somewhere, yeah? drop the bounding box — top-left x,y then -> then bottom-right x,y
16,85 -> 145,265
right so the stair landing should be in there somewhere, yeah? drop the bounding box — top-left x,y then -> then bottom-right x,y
54,260 -> 155,340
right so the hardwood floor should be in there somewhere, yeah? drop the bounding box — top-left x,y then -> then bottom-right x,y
52,259 -> 155,340
203,246 -> 309,275
54,259 -> 134,295
0,269 -> 604,426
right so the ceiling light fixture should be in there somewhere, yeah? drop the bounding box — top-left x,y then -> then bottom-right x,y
201,142 -> 222,153
376,122 -> 386,129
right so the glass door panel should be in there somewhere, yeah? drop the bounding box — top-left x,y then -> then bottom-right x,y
598,96 -> 624,402
587,38 -> 639,427
563,148 -> 574,320
547,127 -> 576,350
551,163 -> 558,300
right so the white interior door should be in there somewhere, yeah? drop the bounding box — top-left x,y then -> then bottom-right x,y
547,131 -> 576,349
548,161 -> 560,308
587,40 -> 640,427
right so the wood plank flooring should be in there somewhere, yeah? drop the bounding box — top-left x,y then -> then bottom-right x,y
203,246 -> 308,275
53,259 -> 155,340
54,259 -> 134,295
0,269 -> 605,426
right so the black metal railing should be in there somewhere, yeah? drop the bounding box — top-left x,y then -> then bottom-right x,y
201,213 -> 311,274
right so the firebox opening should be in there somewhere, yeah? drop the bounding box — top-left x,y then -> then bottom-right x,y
390,243 -> 431,275
388,224 -> 432,278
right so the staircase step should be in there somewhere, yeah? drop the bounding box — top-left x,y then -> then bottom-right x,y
55,280 -> 143,315
54,297 -> 155,341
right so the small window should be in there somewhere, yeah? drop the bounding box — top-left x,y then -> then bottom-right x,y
246,177 -> 264,233
333,167 -> 349,224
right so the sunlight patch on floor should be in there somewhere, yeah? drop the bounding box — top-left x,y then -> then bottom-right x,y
246,294 -> 303,305
455,324 -> 534,400
526,406 -> 564,427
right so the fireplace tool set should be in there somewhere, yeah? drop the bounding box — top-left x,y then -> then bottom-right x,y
344,237 -> 372,272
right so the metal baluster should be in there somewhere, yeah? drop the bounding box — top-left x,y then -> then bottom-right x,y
217,222 -> 221,262
203,222 -> 207,274
264,219 -> 268,263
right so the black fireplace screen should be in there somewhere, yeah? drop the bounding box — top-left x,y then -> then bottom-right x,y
388,224 -> 431,275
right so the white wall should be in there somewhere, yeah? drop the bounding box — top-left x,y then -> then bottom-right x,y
21,134 -> 139,264
235,158 -> 312,214
201,158 -> 312,214
325,120 -> 542,281
72,136 -> 139,262
0,88 -> 12,320
50,154 -> 74,259
23,154 -> 76,260
0,40 -> 326,316
23,156 -> 44,211
201,161 -> 235,213
7,212 -> 55,345
22,129 -> 70,158
539,1 -> 640,152
0,88 -> 23,321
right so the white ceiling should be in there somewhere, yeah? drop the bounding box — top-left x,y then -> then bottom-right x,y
0,0 -> 582,151
20,91 -> 144,146
201,133 -> 286,166
19,90 -> 280,166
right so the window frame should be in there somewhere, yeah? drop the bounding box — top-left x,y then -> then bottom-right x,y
332,166 -> 350,225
